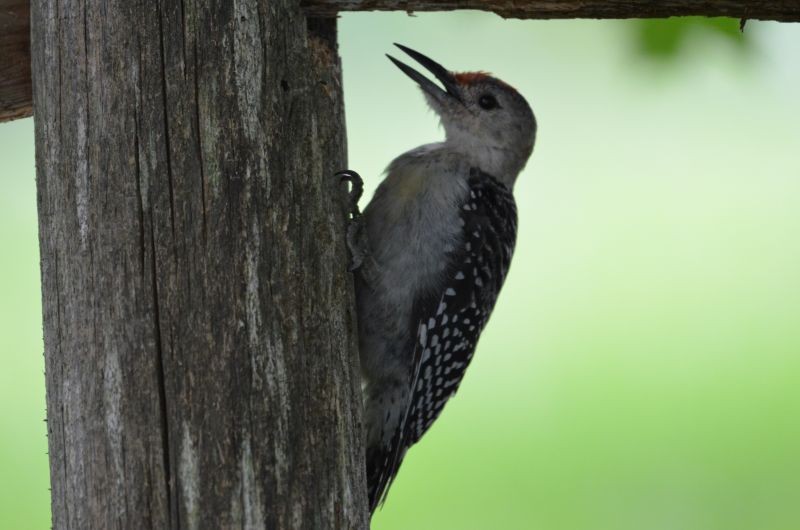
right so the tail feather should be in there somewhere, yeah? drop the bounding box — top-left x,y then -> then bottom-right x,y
366,432 -> 409,513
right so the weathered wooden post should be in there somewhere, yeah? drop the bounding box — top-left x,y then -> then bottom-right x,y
30,1 -> 367,527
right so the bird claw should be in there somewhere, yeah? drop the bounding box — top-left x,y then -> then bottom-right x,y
336,170 -> 368,271
336,170 -> 364,221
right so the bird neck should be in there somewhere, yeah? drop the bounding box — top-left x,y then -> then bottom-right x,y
443,136 -> 523,189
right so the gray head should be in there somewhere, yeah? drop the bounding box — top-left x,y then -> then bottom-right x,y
388,44 -> 537,186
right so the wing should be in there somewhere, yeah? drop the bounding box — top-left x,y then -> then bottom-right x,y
369,168 -> 518,511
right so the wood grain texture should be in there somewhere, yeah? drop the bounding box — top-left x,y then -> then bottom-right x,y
304,0 -> 800,20
31,0 -> 368,526
0,0 -> 31,121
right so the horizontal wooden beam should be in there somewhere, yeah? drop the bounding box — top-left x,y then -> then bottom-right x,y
2,0 -> 800,124
0,0 -> 31,122
302,0 -> 800,21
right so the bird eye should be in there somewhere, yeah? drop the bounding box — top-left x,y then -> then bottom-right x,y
478,94 -> 498,110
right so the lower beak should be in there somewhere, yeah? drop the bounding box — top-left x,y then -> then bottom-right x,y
387,44 -> 463,104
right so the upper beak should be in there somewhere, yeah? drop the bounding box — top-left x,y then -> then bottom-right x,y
387,44 -> 463,105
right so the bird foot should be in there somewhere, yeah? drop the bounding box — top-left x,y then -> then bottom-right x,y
337,170 -> 368,272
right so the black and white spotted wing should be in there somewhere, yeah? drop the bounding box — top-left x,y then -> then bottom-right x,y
370,168 -> 518,510
404,168 -> 517,444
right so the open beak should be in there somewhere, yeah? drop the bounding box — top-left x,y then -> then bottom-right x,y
387,44 -> 463,105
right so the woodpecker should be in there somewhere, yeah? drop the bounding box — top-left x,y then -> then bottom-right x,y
338,44 -> 536,513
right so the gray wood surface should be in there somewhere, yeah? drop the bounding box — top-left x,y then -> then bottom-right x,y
31,0 -> 367,527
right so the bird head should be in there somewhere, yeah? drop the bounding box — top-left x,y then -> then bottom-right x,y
388,44 -> 536,183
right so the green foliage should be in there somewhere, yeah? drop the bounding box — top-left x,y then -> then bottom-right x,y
635,17 -> 749,59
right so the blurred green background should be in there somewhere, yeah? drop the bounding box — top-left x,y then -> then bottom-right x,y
1,14 -> 799,530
